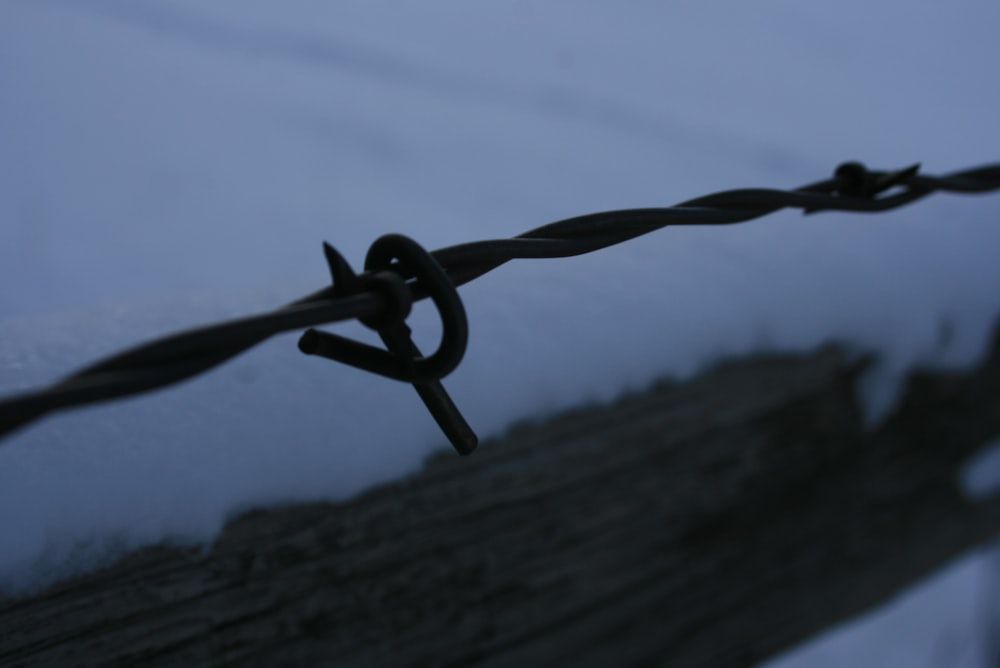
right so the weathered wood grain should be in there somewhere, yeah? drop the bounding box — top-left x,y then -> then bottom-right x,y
2,331 -> 1000,667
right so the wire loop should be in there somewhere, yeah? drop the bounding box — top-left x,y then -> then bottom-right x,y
298,234 -> 468,384
298,234 -> 477,454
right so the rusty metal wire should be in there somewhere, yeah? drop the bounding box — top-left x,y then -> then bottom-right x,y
2,161 -> 999,454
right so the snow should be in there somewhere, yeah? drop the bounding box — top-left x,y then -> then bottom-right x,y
1,0 -> 1000,662
766,547 -> 999,668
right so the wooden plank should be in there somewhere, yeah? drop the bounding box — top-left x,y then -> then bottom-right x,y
2,332 -> 1000,667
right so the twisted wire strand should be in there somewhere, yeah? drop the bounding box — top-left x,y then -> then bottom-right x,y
2,161 -> 999,444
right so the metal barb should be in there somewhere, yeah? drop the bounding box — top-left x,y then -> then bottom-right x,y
834,161 -> 922,198
299,235 -> 477,455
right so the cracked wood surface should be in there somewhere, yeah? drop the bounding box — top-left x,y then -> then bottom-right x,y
2,331 -> 1000,667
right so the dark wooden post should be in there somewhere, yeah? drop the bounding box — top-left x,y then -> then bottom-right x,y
3,329 -> 1000,667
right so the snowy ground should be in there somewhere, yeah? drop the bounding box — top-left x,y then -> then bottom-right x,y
1,0 -> 1000,663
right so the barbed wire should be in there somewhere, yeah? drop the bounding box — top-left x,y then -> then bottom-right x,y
2,161 -> 999,455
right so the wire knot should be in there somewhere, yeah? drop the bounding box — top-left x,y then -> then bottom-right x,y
834,161 -> 921,198
298,234 -> 477,454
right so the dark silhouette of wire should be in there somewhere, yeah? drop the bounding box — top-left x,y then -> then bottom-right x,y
1,161 -> 998,454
